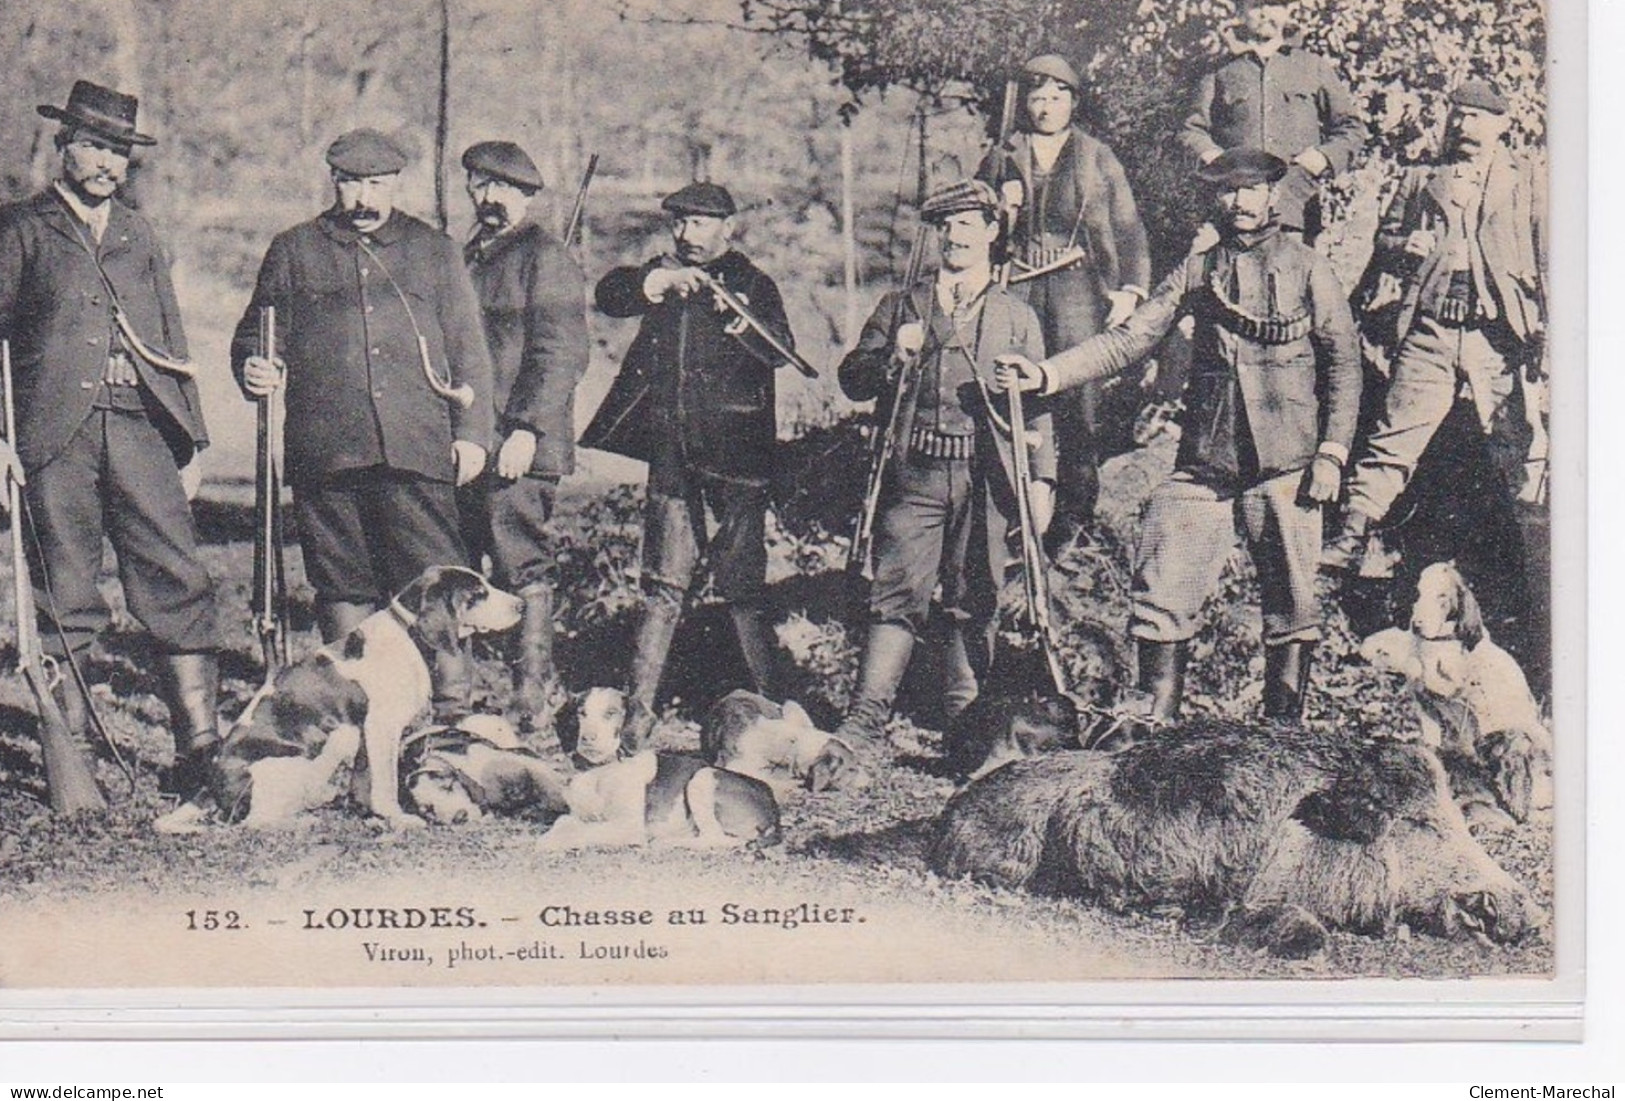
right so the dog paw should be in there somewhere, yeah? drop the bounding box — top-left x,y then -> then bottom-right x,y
381,812 -> 427,831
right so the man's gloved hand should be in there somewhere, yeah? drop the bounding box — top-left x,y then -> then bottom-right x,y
242,354 -> 286,397
643,266 -> 706,302
495,429 -> 538,481
452,440 -> 488,487
1104,288 -> 1140,328
0,437 -> 23,496
993,353 -> 1045,393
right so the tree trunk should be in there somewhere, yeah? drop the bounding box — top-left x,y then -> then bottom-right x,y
840,121 -> 859,344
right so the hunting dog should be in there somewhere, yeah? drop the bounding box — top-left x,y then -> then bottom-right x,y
1359,561 -> 1552,823
155,567 -> 524,832
403,714 -> 571,825
540,687 -> 781,849
701,689 -> 870,793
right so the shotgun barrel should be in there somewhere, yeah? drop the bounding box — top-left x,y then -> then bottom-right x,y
252,308 -> 290,685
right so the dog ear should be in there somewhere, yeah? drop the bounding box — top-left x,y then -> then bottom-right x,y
412,572 -> 468,654
1451,572 -> 1486,650
554,695 -> 582,755
392,567 -> 443,618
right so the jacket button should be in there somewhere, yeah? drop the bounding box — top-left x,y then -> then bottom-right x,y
370,347 -> 380,356
80,380 -> 94,390
86,337 -> 99,346
373,389 -> 384,399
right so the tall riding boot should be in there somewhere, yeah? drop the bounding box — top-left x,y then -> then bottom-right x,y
161,651 -> 222,796
729,604 -> 778,698
621,587 -> 684,751
941,621 -> 984,722
512,581 -> 562,731
1136,639 -> 1187,726
316,600 -> 376,644
432,643 -> 476,723
1263,642 -> 1315,723
835,622 -> 916,747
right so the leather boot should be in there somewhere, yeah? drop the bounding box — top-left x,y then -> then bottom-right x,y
1321,510 -> 1372,574
161,652 -> 222,796
316,600 -> 376,644
1263,642 -> 1315,723
621,586 -> 684,751
729,604 -> 778,697
1137,639 -> 1187,726
834,622 -> 915,747
941,621 -> 982,722
512,582 -> 562,730
432,643 -> 475,723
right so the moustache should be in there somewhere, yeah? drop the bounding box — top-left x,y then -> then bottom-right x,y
346,206 -> 382,225
476,202 -> 510,225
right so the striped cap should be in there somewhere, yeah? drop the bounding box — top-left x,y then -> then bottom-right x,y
920,178 -> 998,223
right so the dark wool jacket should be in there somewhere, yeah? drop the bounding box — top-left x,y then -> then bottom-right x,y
0,190 -> 205,469
583,250 -> 792,484
839,280 -> 1056,494
1180,36 -> 1366,231
465,220 -> 589,477
231,208 -> 495,487
1040,228 -> 1360,483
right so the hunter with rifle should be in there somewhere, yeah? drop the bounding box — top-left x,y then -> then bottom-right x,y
830,177 -> 1054,752
458,140 -> 591,728
0,80 -> 225,804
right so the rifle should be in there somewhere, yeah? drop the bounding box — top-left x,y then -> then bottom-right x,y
1004,382 -> 1070,697
692,268 -> 819,380
847,221 -> 931,581
2,341 -> 106,813
252,307 -> 290,685
563,153 -> 599,250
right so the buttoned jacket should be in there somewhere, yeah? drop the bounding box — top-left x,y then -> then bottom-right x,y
1181,38 -> 1366,230
840,280 -> 1056,494
465,220 -> 589,476
584,250 -> 792,484
0,190 -> 204,469
1042,229 -> 1360,482
231,209 -> 495,487
1360,147 -> 1546,349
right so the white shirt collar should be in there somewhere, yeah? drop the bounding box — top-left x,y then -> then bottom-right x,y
53,182 -> 111,244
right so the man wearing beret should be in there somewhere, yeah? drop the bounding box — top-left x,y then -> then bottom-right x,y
583,182 -> 794,747
834,179 -> 1053,748
1324,80 -> 1546,576
459,140 -> 588,724
1180,0 -> 1365,240
998,150 -> 1360,725
0,80 -> 223,793
233,128 -> 494,714
977,53 -> 1151,551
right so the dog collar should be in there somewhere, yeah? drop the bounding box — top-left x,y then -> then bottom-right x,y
1411,628 -> 1460,643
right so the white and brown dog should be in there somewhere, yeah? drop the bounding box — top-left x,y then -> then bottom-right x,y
540,687 -> 781,849
155,567 -> 524,833
700,689 -> 870,793
1360,561 -> 1552,823
403,715 -> 570,825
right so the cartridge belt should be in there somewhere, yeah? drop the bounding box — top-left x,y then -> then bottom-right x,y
909,426 -> 975,461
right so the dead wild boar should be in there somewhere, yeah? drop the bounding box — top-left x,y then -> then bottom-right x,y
930,719 -> 1540,958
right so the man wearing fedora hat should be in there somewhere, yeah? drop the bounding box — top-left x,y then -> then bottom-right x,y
997,149 -> 1360,726
976,53 -> 1151,554
458,140 -> 588,726
1181,0 -> 1365,241
0,80 -> 224,794
583,181 -> 795,747
833,178 -> 1053,749
232,128 -> 494,716
1324,80 -> 1546,580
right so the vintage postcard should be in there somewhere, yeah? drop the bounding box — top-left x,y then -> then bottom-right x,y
0,0 -> 1583,1036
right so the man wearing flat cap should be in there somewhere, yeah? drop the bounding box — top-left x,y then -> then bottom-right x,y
458,140 -> 588,725
1324,80 -> 1546,580
1181,0 -> 1365,240
977,53 -> 1151,551
833,178 -> 1053,749
233,127 -> 495,716
583,181 -> 795,746
997,149 -> 1360,726
0,80 -> 223,794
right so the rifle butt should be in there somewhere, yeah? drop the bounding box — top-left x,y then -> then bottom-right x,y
28,668 -> 106,814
